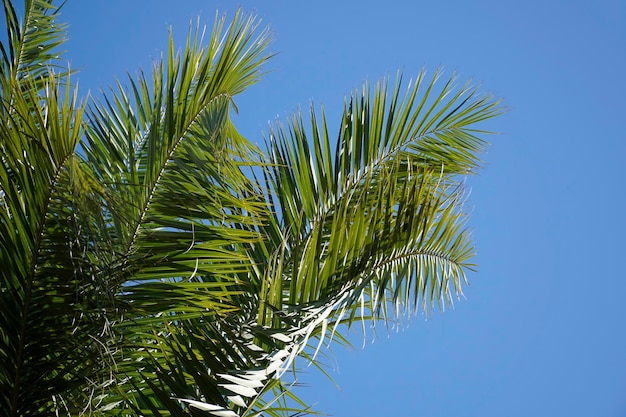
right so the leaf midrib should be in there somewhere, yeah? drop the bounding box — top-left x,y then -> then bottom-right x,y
123,93 -> 231,262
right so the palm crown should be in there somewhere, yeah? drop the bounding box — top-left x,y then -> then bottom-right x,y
0,1 -> 504,415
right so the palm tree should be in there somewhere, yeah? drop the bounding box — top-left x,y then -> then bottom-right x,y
0,0 -> 504,415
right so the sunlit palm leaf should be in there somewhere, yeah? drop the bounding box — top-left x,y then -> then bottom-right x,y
250,71 -> 504,381
78,10 -> 286,416
0,0 -> 69,101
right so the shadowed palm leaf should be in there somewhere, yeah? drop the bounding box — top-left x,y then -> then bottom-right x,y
0,1 -> 504,416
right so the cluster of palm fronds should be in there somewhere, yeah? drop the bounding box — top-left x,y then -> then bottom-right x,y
0,0 -> 504,415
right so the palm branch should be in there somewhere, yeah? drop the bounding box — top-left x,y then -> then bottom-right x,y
243,71 -> 503,389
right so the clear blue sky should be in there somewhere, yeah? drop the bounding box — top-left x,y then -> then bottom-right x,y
25,1 -> 626,415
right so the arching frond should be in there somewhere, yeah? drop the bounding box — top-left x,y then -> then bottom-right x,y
78,10 -> 281,416
250,71 -> 504,381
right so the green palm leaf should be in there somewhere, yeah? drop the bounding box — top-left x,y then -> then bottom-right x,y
0,66 -> 93,416
79,10 -> 287,416
0,5 -> 94,415
0,0 -> 69,101
250,71 -> 504,379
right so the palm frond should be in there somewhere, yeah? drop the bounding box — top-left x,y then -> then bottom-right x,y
0,0 -> 69,100
0,69 -> 95,415
77,10 -> 285,416
0,3 -> 102,415
250,71 -> 504,380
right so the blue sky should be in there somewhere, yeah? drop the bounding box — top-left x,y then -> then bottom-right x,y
23,0 -> 626,415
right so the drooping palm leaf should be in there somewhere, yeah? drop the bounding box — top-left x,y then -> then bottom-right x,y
246,72 -> 504,383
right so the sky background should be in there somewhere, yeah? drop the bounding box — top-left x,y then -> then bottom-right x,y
14,1 -> 626,416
